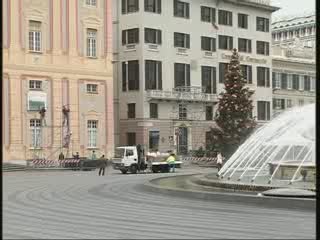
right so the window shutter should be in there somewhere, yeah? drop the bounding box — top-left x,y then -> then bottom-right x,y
281,73 -> 287,89
266,102 -> 270,120
136,0 -> 139,11
266,43 -> 269,55
248,66 -> 252,84
157,30 -> 162,44
201,7 -> 205,21
186,64 -> 190,86
201,37 -> 205,50
122,62 -> 127,91
135,61 -> 139,90
144,0 -> 147,11
122,30 -> 126,45
272,99 -> 276,109
158,61 -> 162,90
174,0 -> 177,16
174,63 -> 178,88
135,28 -> 139,43
212,67 -> 217,93
249,40 -> 252,53
157,0 -> 161,13
266,19 -> 269,32
145,60 -> 149,90
186,34 -> 190,48
281,99 -> 285,109
266,69 -> 270,87
186,3 -> 190,18
229,12 -> 233,26
229,37 -> 233,49
122,0 -> 126,14
272,72 -> 276,88
219,63 -> 223,83
212,8 -> 216,23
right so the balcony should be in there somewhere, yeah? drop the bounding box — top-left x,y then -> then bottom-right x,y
145,86 -> 218,103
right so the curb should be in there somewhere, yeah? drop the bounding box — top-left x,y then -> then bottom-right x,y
141,174 -> 315,211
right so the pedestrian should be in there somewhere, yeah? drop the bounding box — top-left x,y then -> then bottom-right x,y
91,150 -> 97,160
147,155 -> 153,173
98,154 -> 106,176
59,152 -> 65,160
217,152 -> 223,172
58,152 -> 65,167
166,153 -> 176,173
73,152 -> 80,169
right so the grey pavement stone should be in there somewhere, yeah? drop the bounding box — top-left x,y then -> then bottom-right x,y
3,168 -> 316,239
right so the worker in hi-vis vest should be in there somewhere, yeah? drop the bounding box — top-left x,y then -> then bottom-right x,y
166,153 -> 176,173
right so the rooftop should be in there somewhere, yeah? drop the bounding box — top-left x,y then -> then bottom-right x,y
272,12 -> 315,30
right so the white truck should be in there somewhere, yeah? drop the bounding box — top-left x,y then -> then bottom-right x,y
111,146 -> 182,174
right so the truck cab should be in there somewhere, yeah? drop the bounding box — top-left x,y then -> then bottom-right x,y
112,146 -> 147,174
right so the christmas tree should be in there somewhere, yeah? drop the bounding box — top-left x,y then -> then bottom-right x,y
209,49 -> 256,157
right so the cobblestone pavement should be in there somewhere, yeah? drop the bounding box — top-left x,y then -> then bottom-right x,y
3,167 -> 315,239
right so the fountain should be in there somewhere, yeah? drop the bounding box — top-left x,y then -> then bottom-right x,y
218,104 -> 315,190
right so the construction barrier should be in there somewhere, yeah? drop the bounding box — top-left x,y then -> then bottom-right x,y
181,157 -> 218,165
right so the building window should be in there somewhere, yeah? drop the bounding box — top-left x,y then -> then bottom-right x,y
174,32 -> 190,48
128,103 -> 136,119
256,41 -> 269,55
238,13 -> 248,29
287,99 -> 292,108
257,101 -> 270,121
122,0 -> 139,14
272,72 -> 281,89
174,0 -> 189,19
150,103 -> 158,118
219,63 -> 229,83
218,35 -> 233,50
122,60 -> 139,91
201,6 -> 216,23
298,99 -> 304,106
29,21 -> 42,52
145,28 -> 161,44
202,66 -> 216,93
238,38 -> 251,53
30,119 -> 41,148
122,28 -> 139,45
87,29 -> 97,57
257,67 -> 270,87
304,76 -> 311,91
174,63 -> 190,88
149,131 -> 160,150
144,0 -> 161,13
127,132 -> 136,146
145,60 -> 162,90
179,104 -> 187,120
281,73 -> 288,89
87,120 -> 98,148
29,80 -> 42,90
240,65 -> 252,84
201,36 -> 216,52
218,10 -> 232,26
87,84 -> 98,93
292,74 -> 300,90
206,106 -> 213,120
256,17 -> 269,32
273,98 -> 285,110
86,0 -> 97,6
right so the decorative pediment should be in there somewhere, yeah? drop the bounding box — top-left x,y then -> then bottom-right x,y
25,8 -> 46,21
82,16 -> 102,27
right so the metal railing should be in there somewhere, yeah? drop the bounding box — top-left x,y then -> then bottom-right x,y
146,86 -> 218,103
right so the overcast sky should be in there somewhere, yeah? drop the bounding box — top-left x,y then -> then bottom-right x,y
271,0 -> 315,19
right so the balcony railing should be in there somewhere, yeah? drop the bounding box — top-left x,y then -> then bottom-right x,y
146,86 -> 218,102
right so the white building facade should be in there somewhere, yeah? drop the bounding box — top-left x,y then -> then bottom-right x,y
271,13 -> 316,117
113,0 -> 279,154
